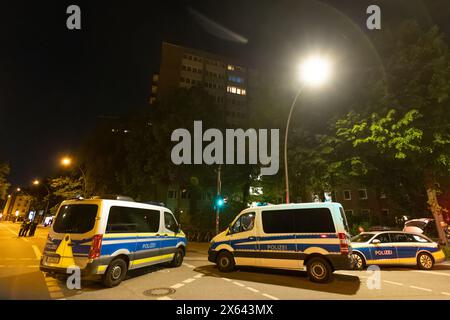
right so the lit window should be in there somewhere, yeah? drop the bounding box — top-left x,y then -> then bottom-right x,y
227,64 -> 235,71
242,89 -> 246,95
236,88 -> 241,95
231,87 -> 237,94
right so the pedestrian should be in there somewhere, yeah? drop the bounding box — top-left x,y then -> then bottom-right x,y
22,220 -> 31,237
18,220 -> 27,237
28,221 -> 38,237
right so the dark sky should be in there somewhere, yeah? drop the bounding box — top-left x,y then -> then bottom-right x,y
1,0 -> 449,187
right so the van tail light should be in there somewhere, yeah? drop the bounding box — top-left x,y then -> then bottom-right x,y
338,232 -> 349,255
88,234 -> 103,259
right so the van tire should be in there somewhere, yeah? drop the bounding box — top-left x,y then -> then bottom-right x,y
169,248 -> 184,268
102,258 -> 128,287
217,251 -> 235,272
306,257 -> 333,283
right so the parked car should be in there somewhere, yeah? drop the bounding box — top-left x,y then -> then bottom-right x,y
351,231 -> 445,270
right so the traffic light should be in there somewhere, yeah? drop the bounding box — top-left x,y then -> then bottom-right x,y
215,195 -> 224,208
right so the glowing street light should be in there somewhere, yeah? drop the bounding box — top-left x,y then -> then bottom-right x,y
60,156 -> 87,197
284,55 -> 332,203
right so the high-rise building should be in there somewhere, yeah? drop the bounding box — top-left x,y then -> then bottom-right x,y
150,42 -> 258,126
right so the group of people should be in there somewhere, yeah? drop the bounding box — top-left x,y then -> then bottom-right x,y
18,220 -> 38,237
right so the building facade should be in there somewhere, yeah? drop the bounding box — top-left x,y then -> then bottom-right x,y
2,194 -> 33,221
150,42 -> 258,126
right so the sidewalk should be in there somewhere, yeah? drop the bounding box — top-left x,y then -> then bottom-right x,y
186,242 -> 210,260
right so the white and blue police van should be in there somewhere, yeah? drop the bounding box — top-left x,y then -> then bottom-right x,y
40,196 -> 187,287
208,203 -> 353,283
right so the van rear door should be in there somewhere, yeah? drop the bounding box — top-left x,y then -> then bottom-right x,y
46,203 -> 99,269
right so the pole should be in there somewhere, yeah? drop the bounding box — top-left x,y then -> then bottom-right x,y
215,164 -> 222,235
284,86 -> 304,204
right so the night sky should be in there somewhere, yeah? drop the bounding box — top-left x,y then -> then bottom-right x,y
1,0 -> 449,187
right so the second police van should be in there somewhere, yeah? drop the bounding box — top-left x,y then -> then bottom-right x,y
208,202 -> 353,283
40,196 -> 187,287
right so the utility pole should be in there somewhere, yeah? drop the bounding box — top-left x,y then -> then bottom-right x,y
215,164 -> 222,235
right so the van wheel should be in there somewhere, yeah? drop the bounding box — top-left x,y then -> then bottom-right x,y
169,248 -> 184,268
217,251 -> 235,272
102,258 -> 128,287
306,257 -> 333,283
417,252 -> 434,270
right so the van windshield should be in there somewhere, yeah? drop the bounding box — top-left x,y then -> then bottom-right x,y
53,204 -> 98,234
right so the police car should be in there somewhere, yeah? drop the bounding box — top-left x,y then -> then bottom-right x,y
351,231 -> 445,270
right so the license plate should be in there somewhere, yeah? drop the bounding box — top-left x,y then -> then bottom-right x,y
46,256 -> 60,264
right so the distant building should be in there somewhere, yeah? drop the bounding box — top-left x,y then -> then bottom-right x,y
150,42 -> 258,126
2,194 -> 33,221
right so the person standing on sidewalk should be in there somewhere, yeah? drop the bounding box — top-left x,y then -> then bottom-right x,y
28,220 -> 38,236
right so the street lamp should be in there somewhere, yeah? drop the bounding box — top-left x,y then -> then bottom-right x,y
284,55 -> 332,204
32,179 -> 51,220
60,156 -> 87,197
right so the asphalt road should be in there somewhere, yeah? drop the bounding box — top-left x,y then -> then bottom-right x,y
1,221 -> 450,300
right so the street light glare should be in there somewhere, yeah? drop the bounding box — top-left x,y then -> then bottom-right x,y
61,157 -> 72,166
299,56 -> 331,87
33,180 -> 40,185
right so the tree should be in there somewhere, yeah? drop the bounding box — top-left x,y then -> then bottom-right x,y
334,22 -> 450,243
0,162 -> 10,200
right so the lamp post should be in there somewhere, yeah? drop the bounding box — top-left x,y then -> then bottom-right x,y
32,179 -> 51,221
284,55 -> 332,203
60,156 -> 87,197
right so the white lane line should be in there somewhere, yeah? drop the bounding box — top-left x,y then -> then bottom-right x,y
233,281 -> 245,287
157,296 -> 173,300
221,277 -> 231,282
246,287 -> 259,293
32,245 -> 42,260
183,278 -> 196,284
182,263 -> 195,268
26,265 -> 39,268
262,293 -> 279,300
441,292 -> 450,296
412,270 -> 450,277
0,265 -> 5,267
170,283 -> 185,289
383,280 -> 404,286
194,274 -> 203,279
409,285 -> 432,292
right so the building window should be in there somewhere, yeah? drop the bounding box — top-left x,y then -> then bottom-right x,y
167,190 -> 177,199
345,210 -> 354,216
380,191 -> 387,199
343,190 -> 351,200
381,209 -> 389,216
227,64 -> 235,71
180,189 -> 190,199
361,209 -> 370,216
358,188 -> 368,200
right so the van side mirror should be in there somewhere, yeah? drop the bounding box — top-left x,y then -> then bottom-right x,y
371,239 -> 381,244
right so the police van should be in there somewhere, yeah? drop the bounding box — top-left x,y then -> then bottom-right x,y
208,203 -> 353,283
40,196 -> 187,287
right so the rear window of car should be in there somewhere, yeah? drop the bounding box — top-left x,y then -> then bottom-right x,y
262,208 -> 335,234
53,204 -> 98,234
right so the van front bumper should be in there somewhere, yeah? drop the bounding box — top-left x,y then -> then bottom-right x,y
208,249 -> 218,263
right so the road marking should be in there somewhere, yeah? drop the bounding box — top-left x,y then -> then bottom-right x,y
409,285 -> 432,292
441,292 -> 450,296
0,265 -> 5,267
183,278 -> 196,284
26,265 -> 39,268
32,245 -> 42,260
170,283 -> 185,289
221,277 -> 231,282
233,281 -> 245,287
182,263 -> 195,268
383,280 -> 404,286
412,270 -> 450,277
262,293 -> 279,300
246,287 -> 259,293
194,274 -> 203,279
157,296 -> 173,300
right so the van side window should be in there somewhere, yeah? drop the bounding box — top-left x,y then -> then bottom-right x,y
164,212 -> 178,232
106,206 -> 160,233
230,212 -> 255,234
262,208 -> 335,234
